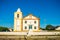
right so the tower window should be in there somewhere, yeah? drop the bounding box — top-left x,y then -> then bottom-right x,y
34,21 -> 36,24
17,14 -> 19,18
25,21 -> 27,23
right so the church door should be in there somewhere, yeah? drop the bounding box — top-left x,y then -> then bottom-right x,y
29,25 -> 32,30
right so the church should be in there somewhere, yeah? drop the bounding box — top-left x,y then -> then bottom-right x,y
14,8 -> 40,32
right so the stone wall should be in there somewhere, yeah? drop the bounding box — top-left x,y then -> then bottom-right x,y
0,32 -> 60,40
0,35 -> 60,40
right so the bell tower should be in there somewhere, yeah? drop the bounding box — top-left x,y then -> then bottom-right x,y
14,8 -> 23,32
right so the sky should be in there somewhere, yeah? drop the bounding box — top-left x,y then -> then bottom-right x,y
0,0 -> 60,28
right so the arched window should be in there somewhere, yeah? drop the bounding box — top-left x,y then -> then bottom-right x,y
34,26 -> 36,29
34,21 -> 36,24
25,21 -> 27,23
25,26 -> 27,29
17,14 -> 19,18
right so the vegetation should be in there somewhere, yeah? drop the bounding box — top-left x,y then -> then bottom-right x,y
40,24 -> 60,31
55,26 -> 60,28
45,24 -> 55,30
0,26 -> 9,32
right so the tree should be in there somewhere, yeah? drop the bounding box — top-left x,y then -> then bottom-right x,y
46,25 -> 55,30
0,26 -> 9,32
55,26 -> 60,28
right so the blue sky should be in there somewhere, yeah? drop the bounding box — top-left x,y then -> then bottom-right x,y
0,0 -> 60,28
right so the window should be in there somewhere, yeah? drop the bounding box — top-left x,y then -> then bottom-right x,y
25,26 -> 27,29
34,26 -> 36,29
29,25 -> 32,29
25,21 -> 27,23
34,21 -> 36,24
17,14 -> 19,18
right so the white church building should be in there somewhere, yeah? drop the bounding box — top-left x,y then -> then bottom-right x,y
14,8 -> 40,32
0,8 -> 60,36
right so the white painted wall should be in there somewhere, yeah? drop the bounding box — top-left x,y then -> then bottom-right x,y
23,20 -> 38,31
16,20 -> 21,31
16,20 -> 20,25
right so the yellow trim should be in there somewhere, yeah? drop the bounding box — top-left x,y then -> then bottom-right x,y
23,14 -> 40,20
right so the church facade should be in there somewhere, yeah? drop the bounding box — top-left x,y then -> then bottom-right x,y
14,8 -> 40,32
